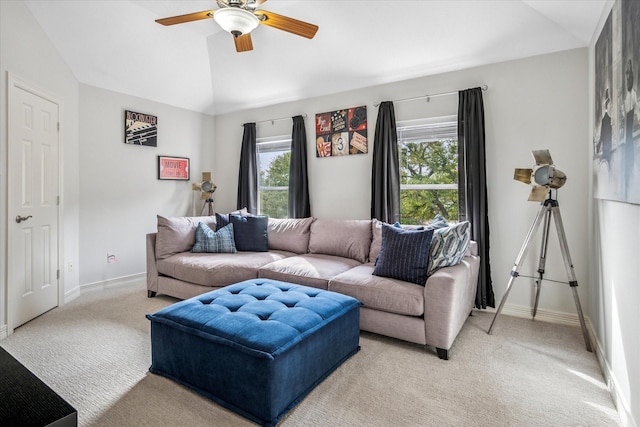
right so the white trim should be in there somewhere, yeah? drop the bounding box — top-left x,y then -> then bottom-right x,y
587,318 -> 638,427
64,285 -> 81,304
0,325 -> 7,341
80,273 -> 146,293
484,302 -> 582,327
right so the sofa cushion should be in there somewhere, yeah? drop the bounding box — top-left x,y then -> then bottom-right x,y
191,223 -> 237,254
308,219 -> 372,263
427,221 -> 471,276
267,217 -> 315,254
329,264 -> 424,316
373,224 -> 434,286
156,215 -> 217,259
230,214 -> 269,252
258,254 -> 362,290
157,251 -> 293,288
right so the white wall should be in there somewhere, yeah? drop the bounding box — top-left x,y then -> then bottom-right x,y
214,48 -> 590,318
588,2 -> 640,426
0,0 -> 80,328
78,85 -> 215,287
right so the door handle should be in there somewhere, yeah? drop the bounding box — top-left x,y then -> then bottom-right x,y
16,215 -> 32,223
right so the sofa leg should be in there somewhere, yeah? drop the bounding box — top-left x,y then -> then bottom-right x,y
147,290 -> 157,298
436,348 -> 449,360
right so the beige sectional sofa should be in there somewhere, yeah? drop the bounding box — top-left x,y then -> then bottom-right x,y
146,215 -> 480,359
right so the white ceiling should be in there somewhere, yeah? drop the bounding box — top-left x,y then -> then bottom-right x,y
24,0 -> 608,116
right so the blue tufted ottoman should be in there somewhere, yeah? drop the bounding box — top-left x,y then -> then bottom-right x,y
146,279 -> 361,426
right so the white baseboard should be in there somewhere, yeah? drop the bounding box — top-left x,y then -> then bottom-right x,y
0,324 -> 7,341
80,273 -> 146,293
64,286 -> 81,304
586,318 -> 637,427
484,302 -> 582,327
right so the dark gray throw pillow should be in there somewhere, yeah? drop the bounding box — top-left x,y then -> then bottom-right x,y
373,223 -> 434,286
229,213 -> 269,252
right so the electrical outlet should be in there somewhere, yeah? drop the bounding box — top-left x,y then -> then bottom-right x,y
68,261 -> 73,272
107,253 -> 116,264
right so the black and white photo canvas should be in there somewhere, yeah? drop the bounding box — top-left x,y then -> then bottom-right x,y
594,0 -> 640,205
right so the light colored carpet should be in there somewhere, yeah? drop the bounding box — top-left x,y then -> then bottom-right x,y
1,280 -> 620,426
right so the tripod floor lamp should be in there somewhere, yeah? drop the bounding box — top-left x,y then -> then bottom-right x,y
487,150 -> 592,352
192,172 -> 217,216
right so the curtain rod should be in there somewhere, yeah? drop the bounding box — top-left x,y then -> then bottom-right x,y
242,113 -> 307,127
374,85 -> 488,107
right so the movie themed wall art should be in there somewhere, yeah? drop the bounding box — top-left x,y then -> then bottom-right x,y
124,110 -> 158,146
315,106 -> 367,157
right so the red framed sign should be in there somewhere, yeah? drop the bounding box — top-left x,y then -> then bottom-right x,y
158,156 -> 190,180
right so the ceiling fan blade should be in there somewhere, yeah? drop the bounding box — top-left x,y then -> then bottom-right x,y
255,0 -> 268,6
256,10 -> 318,39
155,10 -> 214,26
234,33 -> 254,52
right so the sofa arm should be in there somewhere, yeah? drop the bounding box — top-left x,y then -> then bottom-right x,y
423,255 -> 480,352
146,233 -> 159,297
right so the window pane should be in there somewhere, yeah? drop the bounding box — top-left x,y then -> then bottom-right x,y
260,189 -> 289,218
397,120 -> 460,223
257,138 -> 290,218
400,189 -> 458,224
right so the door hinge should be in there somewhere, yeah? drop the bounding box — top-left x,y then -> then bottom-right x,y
57,122 -> 60,131
57,196 -> 60,206
57,269 -> 60,279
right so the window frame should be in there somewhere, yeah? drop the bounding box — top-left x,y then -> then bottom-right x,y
256,135 -> 291,216
396,115 -> 461,223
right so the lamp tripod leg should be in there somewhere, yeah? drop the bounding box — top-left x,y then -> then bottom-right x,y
488,203 -> 548,335
550,205 -> 592,352
533,206 -> 553,318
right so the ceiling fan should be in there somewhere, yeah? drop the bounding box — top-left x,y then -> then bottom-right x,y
155,0 -> 319,53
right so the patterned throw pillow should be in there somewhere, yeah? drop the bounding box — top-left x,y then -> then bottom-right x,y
427,221 -> 471,276
428,214 -> 449,229
373,224 -> 434,286
191,223 -> 237,253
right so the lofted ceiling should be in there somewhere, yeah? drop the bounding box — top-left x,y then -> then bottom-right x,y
24,0 -> 608,116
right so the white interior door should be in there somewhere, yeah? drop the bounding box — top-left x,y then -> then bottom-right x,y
8,77 -> 60,330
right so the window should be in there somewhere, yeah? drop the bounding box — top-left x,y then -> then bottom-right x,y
257,136 -> 291,218
397,116 -> 460,224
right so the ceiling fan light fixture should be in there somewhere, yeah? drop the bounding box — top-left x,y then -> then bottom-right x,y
214,8 -> 259,37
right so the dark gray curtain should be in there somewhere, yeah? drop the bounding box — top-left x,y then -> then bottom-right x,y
237,122 -> 257,214
371,101 -> 400,224
288,115 -> 311,218
458,87 -> 494,309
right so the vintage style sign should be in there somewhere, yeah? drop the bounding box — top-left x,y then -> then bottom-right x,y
125,110 -> 158,146
315,106 -> 367,157
158,156 -> 189,180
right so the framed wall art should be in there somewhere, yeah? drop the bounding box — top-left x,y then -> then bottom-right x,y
593,0 -> 640,205
315,106 -> 367,157
125,110 -> 158,146
158,156 -> 190,180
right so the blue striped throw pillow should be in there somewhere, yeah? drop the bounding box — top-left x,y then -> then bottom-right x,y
373,224 -> 434,286
191,222 -> 237,253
